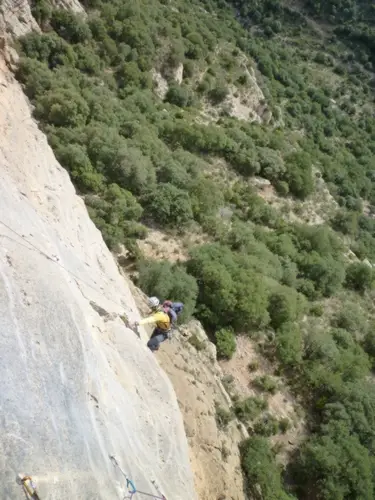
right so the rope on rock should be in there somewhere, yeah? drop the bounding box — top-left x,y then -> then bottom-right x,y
110,456 -> 167,500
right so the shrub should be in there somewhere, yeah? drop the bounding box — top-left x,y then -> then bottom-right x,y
345,262 -> 373,293
215,403 -> 232,429
254,414 -> 280,436
333,302 -> 367,335
208,85 -> 229,104
268,287 -> 306,329
143,183 -> 194,227
137,260 -> 198,321
240,437 -> 291,499
234,396 -> 268,422
215,327 -> 236,359
275,180 -> 289,196
299,254 -> 345,297
50,9 -> 92,44
35,88 -> 89,127
279,417 -> 291,434
165,84 -> 192,107
253,375 -> 278,394
186,244 -> 270,332
275,322 -> 303,368
248,361 -> 259,372
309,303 -> 324,317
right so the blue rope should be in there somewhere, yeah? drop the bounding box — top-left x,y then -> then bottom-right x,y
110,455 -> 167,500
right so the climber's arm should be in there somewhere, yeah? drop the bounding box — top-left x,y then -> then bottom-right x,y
138,313 -> 158,326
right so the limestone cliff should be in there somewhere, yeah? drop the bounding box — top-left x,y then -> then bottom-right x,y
158,322 -> 248,500
0,54 -> 196,499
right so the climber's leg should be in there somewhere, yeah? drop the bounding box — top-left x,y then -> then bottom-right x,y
147,328 -> 167,351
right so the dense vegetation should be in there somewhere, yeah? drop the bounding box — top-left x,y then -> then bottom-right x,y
16,0 -> 375,497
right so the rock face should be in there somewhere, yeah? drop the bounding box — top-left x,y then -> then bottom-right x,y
0,57 -> 196,499
157,321 -> 248,500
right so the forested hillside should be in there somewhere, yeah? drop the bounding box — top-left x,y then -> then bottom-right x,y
16,0 -> 375,497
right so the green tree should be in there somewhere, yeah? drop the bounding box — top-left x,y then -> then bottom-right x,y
215,327 -> 236,359
137,259 -> 198,321
55,143 -> 104,193
299,253 -> 345,297
284,151 -> 314,199
268,287 -> 306,329
165,84 -> 192,107
208,84 -> 229,104
50,9 -> 92,44
297,429 -> 373,500
276,322 -> 303,367
345,262 -> 373,293
240,437 -> 293,499
143,183 -> 194,227
35,88 -> 89,127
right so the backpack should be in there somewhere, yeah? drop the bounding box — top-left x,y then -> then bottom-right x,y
163,301 -> 184,324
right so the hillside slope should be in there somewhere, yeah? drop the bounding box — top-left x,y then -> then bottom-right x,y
8,0 -> 375,498
0,55 -> 195,499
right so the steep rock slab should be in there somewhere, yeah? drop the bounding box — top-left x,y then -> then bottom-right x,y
0,57 -> 195,500
157,321 -> 248,500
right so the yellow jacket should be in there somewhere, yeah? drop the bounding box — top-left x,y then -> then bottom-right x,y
139,311 -> 171,331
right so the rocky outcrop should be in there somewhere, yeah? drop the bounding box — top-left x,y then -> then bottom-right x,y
51,0 -> 85,13
0,55 -> 196,499
157,321 -> 248,500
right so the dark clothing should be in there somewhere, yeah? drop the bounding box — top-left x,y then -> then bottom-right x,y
147,327 -> 169,352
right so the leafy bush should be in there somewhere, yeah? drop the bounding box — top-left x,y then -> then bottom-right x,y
275,322 -> 303,368
35,88 -> 89,127
248,361 -> 259,372
253,375 -> 278,394
345,262 -> 373,293
234,396 -> 268,422
215,403 -> 232,429
309,303 -> 324,317
254,414 -> 280,437
333,302 -> 368,335
268,287 -> 306,329
296,428 -> 374,500
240,437 -> 292,499
279,417 -> 291,434
186,244 -> 270,331
208,85 -> 229,104
137,260 -> 198,321
143,183 -> 194,227
165,84 -> 192,107
215,327 -> 236,359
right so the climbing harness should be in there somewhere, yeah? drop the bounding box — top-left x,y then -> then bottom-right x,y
16,474 -> 41,499
109,456 -> 167,500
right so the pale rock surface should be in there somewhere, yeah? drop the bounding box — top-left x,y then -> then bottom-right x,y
151,69 -> 169,100
0,56 -> 196,499
174,62 -> 184,84
51,0 -> 85,13
157,321 -> 248,500
0,0 -> 40,40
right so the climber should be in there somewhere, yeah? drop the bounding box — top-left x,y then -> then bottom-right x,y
135,297 -> 172,352
135,297 -> 184,352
